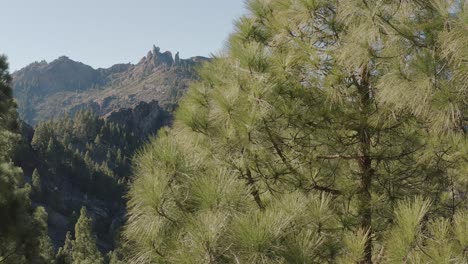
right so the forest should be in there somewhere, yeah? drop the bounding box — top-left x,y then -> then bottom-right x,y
1,0 -> 467,263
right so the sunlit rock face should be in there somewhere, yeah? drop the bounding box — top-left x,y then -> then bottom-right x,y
12,45 -> 209,125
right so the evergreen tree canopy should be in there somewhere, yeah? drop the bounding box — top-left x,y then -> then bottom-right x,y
71,207 -> 103,264
27,207 -> 55,264
56,232 -> 73,264
125,1 -> 467,263
0,55 -> 54,263
0,55 -> 17,161
29,109 -> 138,203
31,168 -> 42,197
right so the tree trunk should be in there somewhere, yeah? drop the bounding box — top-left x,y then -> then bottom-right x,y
357,133 -> 373,264
357,65 -> 373,264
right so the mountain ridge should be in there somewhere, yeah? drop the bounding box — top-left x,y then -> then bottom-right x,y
10,46 -> 209,251
12,45 -> 209,125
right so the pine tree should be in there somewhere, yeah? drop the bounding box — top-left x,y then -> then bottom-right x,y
107,248 -> 127,264
0,163 -> 31,263
45,137 -> 63,173
71,207 -> 103,264
62,133 -> 72,147
116,149 -> 122,163
31,123 -> 53,153
56,232 -> 73,264
94,134 -> 101,145
124,1 -> 467,263
26,207 -> 55,264
31,168 -> 42,198
1,55 -> 54,263
0,55 -> 18,161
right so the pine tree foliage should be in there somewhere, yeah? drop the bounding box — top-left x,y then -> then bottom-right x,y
0,55 -> 55,263
27,206 -> 56,264
0,161 -> 31,263
125,0 -> 467,263
56,232 -> 73,264
107,247 -> 127,264
0,56 -> 18,162
71,207 -> 104,264
31,168 -> 42,198
30,110 -> 138,202
56,207 -> 104,264
26,110 -> 142,246
383,197 -> 467,263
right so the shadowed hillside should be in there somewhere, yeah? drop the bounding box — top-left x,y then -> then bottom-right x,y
9,46 -> 209,255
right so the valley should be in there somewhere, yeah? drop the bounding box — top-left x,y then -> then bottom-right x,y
10,46 -> 207,258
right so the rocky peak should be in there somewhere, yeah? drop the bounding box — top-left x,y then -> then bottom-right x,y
175,52 -> 180,65
13,56 -> 104,98
153,45 -> 160,54
146,50 -> 153,61
158,51 -> 174,66
136,45 -> 175,68
149,45 -> 174,66
57,56 -> 71,61
12,45 -> 210,125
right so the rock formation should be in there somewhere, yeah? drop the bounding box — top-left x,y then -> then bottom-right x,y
105,100 -> 172,140
12,45 -> 210,125
175,52 -> 180,65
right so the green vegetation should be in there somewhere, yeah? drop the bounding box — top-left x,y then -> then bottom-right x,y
71,207 -> 104,264
124,0 -> 467,263
0,55 -> 55,263
30,109 -> 138,202
56,232 -> 73,264
28,207 -> 56,264
18,109 -> 144,254
56,207 -> 103,264
1,0 -> 467,263
10,84 -> 173,260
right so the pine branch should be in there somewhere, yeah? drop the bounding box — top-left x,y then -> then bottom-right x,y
376,14 -> 427,48
0,245 -> 20,263
245,167 -> 265,211
316,154 -> 361,160
264,119 -> 342,195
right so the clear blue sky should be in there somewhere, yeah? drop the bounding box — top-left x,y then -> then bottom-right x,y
1,0 -> 246,71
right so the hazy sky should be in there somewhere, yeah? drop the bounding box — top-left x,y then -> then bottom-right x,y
1,0 -> 246,71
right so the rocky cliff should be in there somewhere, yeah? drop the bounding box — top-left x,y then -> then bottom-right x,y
105,100 -> 172,141
11,46 -> 209,253
12,46 -> 209,125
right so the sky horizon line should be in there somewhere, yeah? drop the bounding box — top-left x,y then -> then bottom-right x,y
2,0 -> 246,72
6,43 -> 215,73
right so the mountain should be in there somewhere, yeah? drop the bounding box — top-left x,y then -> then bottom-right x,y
12,45 -> 209,125
10,46 -> 209,254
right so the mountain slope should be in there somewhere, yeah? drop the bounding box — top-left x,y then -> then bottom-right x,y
12,45 -> 208,125
10,46 -> 209,254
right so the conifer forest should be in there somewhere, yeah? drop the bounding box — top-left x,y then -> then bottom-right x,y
0,0 -> 467,263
